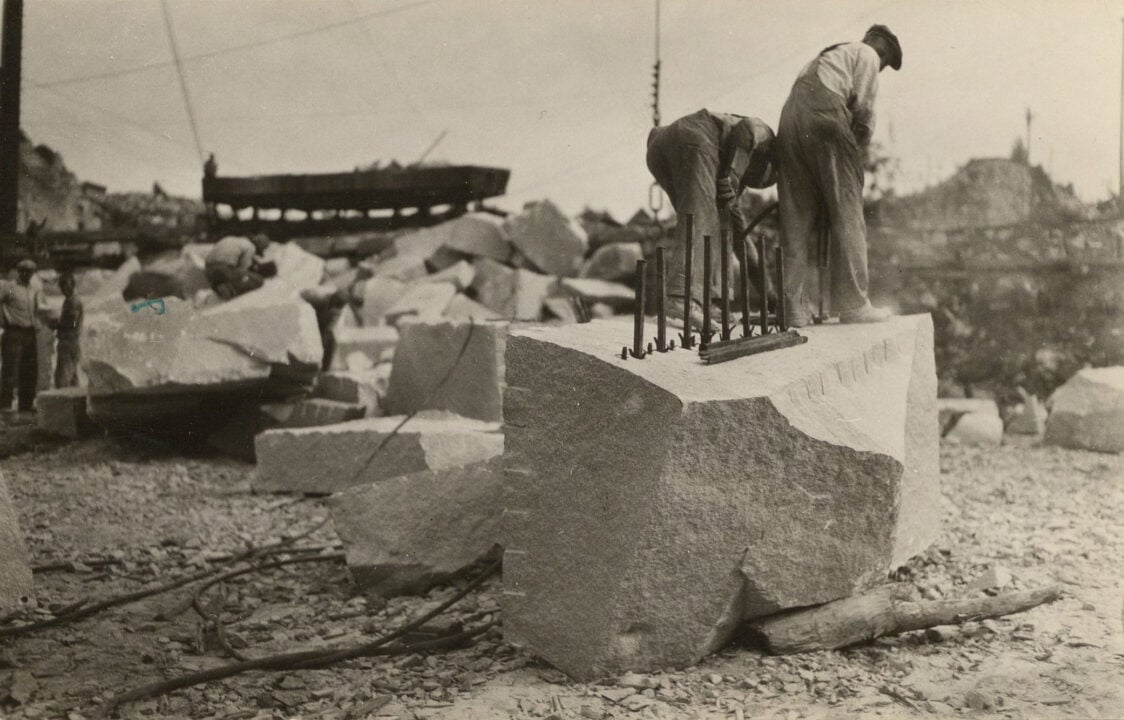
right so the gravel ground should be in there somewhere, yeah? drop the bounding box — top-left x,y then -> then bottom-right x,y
0,420 -> 1121,720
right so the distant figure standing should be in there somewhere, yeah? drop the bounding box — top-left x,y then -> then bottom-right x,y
777,25 -> 902,326
53,271 -> 84,388
300,287 -> 349,371
204,234 -> 275,301
204,153 -> 218,179
0,260 -> 44,412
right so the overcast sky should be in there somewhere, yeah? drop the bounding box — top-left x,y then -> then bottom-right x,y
16,0 -> 1124,220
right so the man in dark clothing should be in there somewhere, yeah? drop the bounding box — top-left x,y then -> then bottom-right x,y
0,260 -> 44,411
647,109 -> 778,325
777,24 -> 902,326
204,234 -> 274,301
54,271 -> 84,388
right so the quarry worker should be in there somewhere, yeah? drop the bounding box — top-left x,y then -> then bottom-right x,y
300,286 -> 349,371
204,233 -> 274,301
0,260 -> 45,412
53,271 -> 84,389
776,24 -> 901,327
646,109 -> 778,326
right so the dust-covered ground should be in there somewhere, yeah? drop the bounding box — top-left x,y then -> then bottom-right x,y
0,417 -> 1121,720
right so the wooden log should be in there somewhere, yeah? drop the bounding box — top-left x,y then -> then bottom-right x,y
746,584 -> 1063,655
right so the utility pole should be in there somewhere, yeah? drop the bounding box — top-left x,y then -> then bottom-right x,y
1025,107 -> 1033,165
1119,18 -> 1123,212
0,0 -> 24,236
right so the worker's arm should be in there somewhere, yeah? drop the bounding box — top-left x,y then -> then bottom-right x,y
849,46 -> 880,146
717,119 -> 759,205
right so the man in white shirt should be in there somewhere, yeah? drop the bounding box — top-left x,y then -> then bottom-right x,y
777,25 -> 901,326
647,109 -> 778,326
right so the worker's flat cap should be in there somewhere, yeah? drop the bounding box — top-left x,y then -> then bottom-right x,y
16,259 -> 37,271
865,24 -> 902,70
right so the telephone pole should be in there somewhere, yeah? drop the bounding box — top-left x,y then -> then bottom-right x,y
1119,18 -> 1123,212
0,0 -> 24,236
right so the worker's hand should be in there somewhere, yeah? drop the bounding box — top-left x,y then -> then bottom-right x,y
716,173 -> 740,206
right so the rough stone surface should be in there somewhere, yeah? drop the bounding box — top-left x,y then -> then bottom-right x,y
384,282 -> 457,325
254,413 -> 503,494
329,457 -> 503,596
35,387 -> 95,439
358,276 -> 407,326
945,412 -> 1004,446
0,470 -> 33,612
504,200 -> 588,277
329,326 -> 399,372
441,212 -> 512,263
471,258 -> 555,321
314,367 -> 391,416
82,284 -> 322,396
503,314 -> 938,679
580,242 -> 643,282
384,320 -> 508,422
1045,366 -> 1124,452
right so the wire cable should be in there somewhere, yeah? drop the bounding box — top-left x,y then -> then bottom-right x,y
29,0 -> 443,91
159,0 -> 205,164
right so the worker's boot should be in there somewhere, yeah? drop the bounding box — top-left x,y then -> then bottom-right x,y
839,302 -> 892,324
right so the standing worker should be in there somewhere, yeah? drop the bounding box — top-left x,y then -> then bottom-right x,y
204,233 -> 276,301
0,260 -> 44,412
646,109 -> 778,325
776,25 -> 902,326
53,271 -> 84,388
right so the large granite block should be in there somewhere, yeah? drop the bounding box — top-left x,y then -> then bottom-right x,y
254,414 -> 503,494
384,320 -> 507,422
502,315 -> 938,679
329,457 -> 503,596
82,285 -> 322,396
0,470 -> 33,612
1045,366 -> 1124,452
36,387 -> 96,439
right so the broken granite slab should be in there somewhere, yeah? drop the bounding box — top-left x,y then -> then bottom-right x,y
471,258 -> 554,321
329,326 -> 399,372
384,320 -> 508,422
580,242 -> 643,282
444,294 -> 502,322
82,285 -> 322,397
0,470 -> 33,612
358,276 -> 407,326
36,387 -> 96,439
314,366 -> 391,416
502,314 -> 938,679
254,413 -> 503,494
329,457 -> 503,596
384,282 -> 457,326
504,200 -> 587,277
937,397 -> 998,434
1045,366 -> 1124,452
441,212 -> 512,263
944,412 -> 1003,445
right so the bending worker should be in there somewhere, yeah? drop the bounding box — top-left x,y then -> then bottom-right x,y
204,233 -> 275,301
646,109 -> 777,325
776,24 -> 901,326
